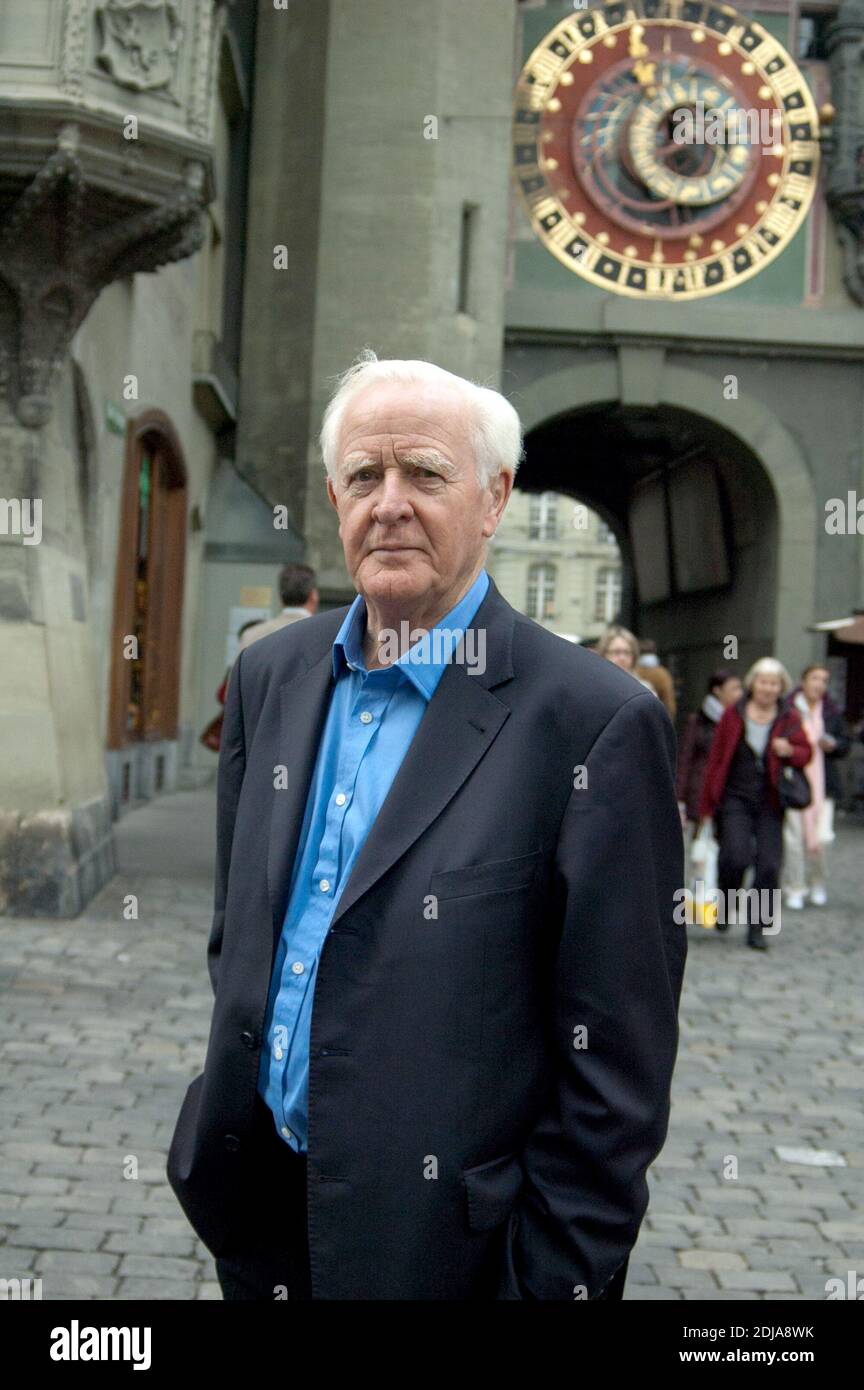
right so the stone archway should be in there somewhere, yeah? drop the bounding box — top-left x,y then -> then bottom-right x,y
508,355 -> 818,710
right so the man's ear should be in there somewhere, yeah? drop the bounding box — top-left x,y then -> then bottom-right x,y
482,468 -> 514,537
326,476 -> 338,510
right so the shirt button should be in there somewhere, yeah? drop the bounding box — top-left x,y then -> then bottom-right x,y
359,711 -> 373,724
319,878 -> 330,892
281,1126 -> 293,1142
335,793 -> 346,806
291,961 -> 304,975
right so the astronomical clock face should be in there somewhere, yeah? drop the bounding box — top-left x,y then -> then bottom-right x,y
512,0 -> 821,299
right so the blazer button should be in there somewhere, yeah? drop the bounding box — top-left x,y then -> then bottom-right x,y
223,1134 -> 241,1152
240,1030 -> 255,1048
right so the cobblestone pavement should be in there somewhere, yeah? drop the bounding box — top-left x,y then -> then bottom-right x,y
1,787 -> 862,1301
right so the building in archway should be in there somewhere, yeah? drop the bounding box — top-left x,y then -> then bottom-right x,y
487,491 -> 624,643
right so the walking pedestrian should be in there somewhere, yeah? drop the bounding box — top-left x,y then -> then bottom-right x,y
597,625 -> 657,695
636,639 -> 677,719
676,668 -> 743,829
782,665 -> 850,909
698,658 -> 810,949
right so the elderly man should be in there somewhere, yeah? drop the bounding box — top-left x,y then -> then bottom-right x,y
167,351 -> 686,1301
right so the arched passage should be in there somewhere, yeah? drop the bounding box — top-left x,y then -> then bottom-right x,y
510,359 -> 818,714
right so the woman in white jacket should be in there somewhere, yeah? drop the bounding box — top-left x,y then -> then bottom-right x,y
783,665 -> 850,909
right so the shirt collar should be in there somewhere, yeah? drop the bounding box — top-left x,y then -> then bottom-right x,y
332,569 -> 489,700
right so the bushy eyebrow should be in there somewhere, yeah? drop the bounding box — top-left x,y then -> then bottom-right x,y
340,448 -> 458,482
400,449 -> 457,476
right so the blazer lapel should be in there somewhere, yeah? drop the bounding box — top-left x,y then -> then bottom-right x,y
329,579 -> 516,929
267,578 -> 518,943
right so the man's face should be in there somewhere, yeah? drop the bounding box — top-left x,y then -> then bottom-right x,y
326,379 -> 511,615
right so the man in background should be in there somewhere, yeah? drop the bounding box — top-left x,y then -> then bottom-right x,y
238,562 -> 319,653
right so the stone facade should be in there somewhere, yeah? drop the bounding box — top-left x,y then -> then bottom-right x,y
488,492 -> 623,643
0,0 -> 233,915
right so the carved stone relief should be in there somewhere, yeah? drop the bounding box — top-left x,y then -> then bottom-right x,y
95,0 -> 183,94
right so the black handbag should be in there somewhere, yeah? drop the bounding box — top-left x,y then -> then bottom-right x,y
779,764 -> 811,810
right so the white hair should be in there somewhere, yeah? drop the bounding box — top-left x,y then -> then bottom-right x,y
744,656 -> 793,696
319,349 -> 523,490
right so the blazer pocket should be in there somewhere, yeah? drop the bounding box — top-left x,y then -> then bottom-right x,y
430,849 -> 543,903
463,1149 -> 525,1233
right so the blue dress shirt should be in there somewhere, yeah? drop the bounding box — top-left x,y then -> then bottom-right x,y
257,568 -> 490,1152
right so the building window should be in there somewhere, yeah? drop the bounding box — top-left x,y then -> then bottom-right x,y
528,492 -> 559,540
798,10 -> 835,62
458,203 -> 479,316
597,518 -> 617,545
594,566 -> 622,623
527,563 -> 557,620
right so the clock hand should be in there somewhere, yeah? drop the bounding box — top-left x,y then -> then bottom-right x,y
628,24 -> 657,93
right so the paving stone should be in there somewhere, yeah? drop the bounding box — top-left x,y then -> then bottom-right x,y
41,1276 -> 118,1300
623,1284 -> 683,1299
36,1251 -> 120,1274
682,1289 -> 760,1300
678,1249 -> 747,1271
104,1231 -> 196,1257
819,1221 -> 864,1241
62,1213 -> 142,1233
716,1270 -> 799,1292
116,1278 -> 197,1300
116,1253 -> 202,1280
5,1227 -> 103,1252
647,1264 -> 718,1288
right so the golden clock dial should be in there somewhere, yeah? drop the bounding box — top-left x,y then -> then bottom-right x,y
513,0 -> 820,299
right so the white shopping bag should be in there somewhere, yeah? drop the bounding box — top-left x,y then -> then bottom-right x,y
688,822 -> 719,927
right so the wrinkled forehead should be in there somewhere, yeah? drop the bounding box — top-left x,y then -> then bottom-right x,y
338,380 -> 472,455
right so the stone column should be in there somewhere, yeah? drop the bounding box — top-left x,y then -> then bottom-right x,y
237,0 -> 518,599
825,0 -> 864,304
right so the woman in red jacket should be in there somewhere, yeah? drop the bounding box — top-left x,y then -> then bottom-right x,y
698,657 -> 811,950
